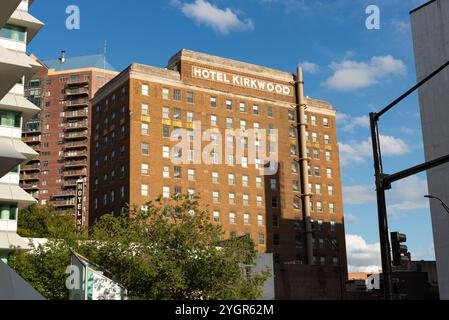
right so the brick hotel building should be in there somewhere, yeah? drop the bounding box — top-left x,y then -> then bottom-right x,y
90,50 -> 348,297
21,52 -> 116,224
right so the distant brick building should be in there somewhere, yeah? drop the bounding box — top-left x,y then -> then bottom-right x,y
21,52 -> 117,226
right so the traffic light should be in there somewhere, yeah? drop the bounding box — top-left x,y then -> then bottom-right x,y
391,232 -> 410,266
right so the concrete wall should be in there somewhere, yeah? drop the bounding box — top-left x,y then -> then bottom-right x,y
411,0 -> 449,300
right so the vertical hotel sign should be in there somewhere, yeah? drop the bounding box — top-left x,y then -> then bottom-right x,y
75,179 -> 85,229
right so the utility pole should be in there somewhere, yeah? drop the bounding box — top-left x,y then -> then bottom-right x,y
295,67 -> 314,265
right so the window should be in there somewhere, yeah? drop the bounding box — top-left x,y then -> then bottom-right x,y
327,168 -> 333,179
229,212 -> 237,224
162,107 -> 170,119
226,135 -> 234,148
256,176 -> 262,188
257,196 -> 263,207
306,131 -> 310,142
333,257 -> 339,267
141,163 -> 149,176
273,234 -> 280,246
163,166 -> 170,178
258,215 -> 264,227
267,107 -> 273,117
0,24 -> 26,42
141,122 -> 149,135
141,104 -> 149,116
226,100 -> 233,110
141,184 -> 149,197
210,96 -> 217,107
331,221 -> 336,232
317,201 -> 323,212
187,92 -> 194,103
311,115 -> 317,125
271,179 -> 277,190
290,145 -> 297,156
213,191 -> 220,203
289,128 -> 296,138
0,110 -> 21,128
163,125 -> 170,138
211,115 -> 218,127
288,110 -> 295,121
320,257 -> 326,266
240,120 -> 247,130
163,186 -> 170,198
162,88 -> 170,100
142,84 -> 149,96
212,172 -> 219,183
323,117 -> 329,127
253,105 -> 260,115
213,211 -> 220,223
174,166 -> 182,179
325,151 -> 332,161
292,161 -> 299,174
314,149 -> 320,159
173,89 -> 181,101
259,233 -> 265,245
319,239 -> 325,249
293,197 -> 300,210
324,135 -> 331,145
242,175 -> 249,187
272,197 -> 278,208
173,108 -> 181,120
228,193 -> 236,205
141,143 -> 149,155
329,203 -> 336,214
228,173 -> 235,185
241,156 -> 248,168
312,132 -> 318,143
239,102 -> 246,113
0,204 -> 17,220
292,180 -> 300,191
328,185 -> 334,196
187,111 -> 194,123
226,118 -> 233,129
244,213 -> 250,225
316,184 -> 322,195
243,194 -> 249,206
163,146 -> 170,158
186,169 -> 195,181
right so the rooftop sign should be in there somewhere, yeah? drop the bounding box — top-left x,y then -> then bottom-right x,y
192,66 -> 293,96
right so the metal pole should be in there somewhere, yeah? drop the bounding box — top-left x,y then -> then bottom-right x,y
370,112 -> 393,300
296,67 -> 314,265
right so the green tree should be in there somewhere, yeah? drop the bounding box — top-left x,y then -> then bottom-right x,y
9,195 -> 270,300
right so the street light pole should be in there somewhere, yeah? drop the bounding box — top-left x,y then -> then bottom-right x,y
425,195 -> 449,215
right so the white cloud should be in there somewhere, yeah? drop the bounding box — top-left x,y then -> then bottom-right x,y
323,55 -> 406,91
343,185 -> 375,205
339,135 -> 409,166
174,0 -> 254,34
298,61 -> 319,74
346,234 -> 381,273
391,19 -> 411,33
337,112 -> 370,132
387,175 -> 429,215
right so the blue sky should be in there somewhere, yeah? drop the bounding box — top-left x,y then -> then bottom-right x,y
28,0 -> 435,271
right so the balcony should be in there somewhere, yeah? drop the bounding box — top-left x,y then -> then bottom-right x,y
23,136 -> 41,144
64,140 -> 88,150
63,180 -> 78,188
65,100 -> 89,109
64,121 -> 89,131
52,191 -> 75,198
21,163 -> 40,172
64,150 -> 88,159
64,110 -> 88,120
65,131 -> 88,140
65,88 -> 89,97
20,173 -> 40,182
64,159 -> 88,168
66,78 -> 89,86
63,169 -> 87,178
22,183 -> 39,191
51,200 -> 75,208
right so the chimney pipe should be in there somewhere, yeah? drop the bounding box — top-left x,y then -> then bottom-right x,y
60,50 -> 66,63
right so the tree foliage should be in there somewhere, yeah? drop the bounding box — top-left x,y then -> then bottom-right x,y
9,195 -> 270,300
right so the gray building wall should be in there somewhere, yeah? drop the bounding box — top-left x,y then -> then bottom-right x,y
411,0 -> 449,300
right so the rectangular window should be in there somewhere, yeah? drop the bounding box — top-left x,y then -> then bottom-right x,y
141,143 -> 149,155
259,233 -> 265,245
256,176 -> 262,188
229,212 -> 236,224
228,173 -> 235,185
327,168 -> 333,178
162,107 -> 170,119
187,111 -> 194,123
258,215 -> 264,227
0,24 -> 26,42
188,169 -> 195,181
324,135 -> 331,145
173,89 -> 181,101
257,196 -> 263,207
213,191 -> 220,203
329,203 -> 336,214
210,96 -> 217,107
141,184 -> 149,197
240,102 -> 246,113
0,110 -> 21,128
142,84 -> 149,96
141,122 -> 149,135
213,211 -> 220,223
173,108 -> 181,120
226,118 -> 233,129
244,213 -> 250,225
267,107 -> 273,117
253,105 -> 260,115
163,166 -> 170,178
271,179 -> 277,190
141,104 -> 149,116
323,117 -> 330,127
162,88 -> 170,100
326,151 -> 332,161
174,166 -> 182,179
163,125 -> 171,138
226,100 -> 233,110
243,194 -> 249,206
0,204 -> 17,220
163,186 -> 170,198
187,92 -> 194,103
163,146 -> 170,158
211,115 -> 218,127
328,185 -> 334,196
240,120 -> 247,130
292,180 -> 300,191
311,116 -> 317,125
229,193 -> 236,205
212,172 -> 219,183
141,163 -> 149,176
242,175 -> 249,187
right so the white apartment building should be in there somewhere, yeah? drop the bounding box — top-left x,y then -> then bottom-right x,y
411,0 -> 449,300
0,0 -> 43,263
